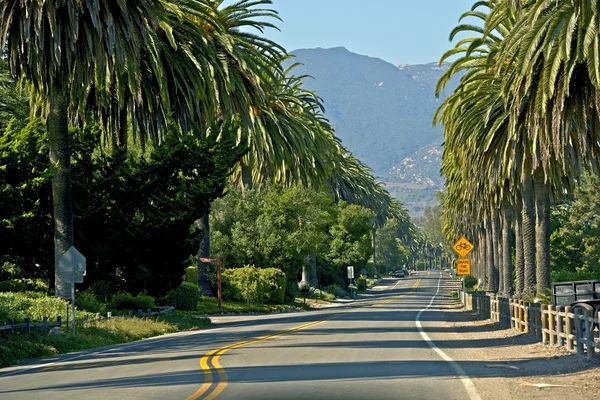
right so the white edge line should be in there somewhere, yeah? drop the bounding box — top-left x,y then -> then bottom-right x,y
416,273 -> 482,400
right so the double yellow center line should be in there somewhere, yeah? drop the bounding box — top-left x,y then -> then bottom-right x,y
188,278 -> 422,399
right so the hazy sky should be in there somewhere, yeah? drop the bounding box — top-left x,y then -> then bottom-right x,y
234,0 -> 477,65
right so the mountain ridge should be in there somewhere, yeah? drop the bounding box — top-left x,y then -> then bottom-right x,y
287,47 -> 457,215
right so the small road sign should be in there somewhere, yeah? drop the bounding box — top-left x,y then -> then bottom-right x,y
347,266 -> 354,279
456,258 -> 471,276
453,237 -> 474,258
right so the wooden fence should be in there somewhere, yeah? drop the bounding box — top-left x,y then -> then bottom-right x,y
460,291 -> 599,360
0,306 -> 174,335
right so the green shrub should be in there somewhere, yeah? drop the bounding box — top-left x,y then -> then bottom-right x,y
327,283 -> 347,298
87,280 -> 119,303
76,290 -> 105,313
0,279 -> 47,292
183,266 -> 198,285
110,293 -> 156,312
0,292 -> 69,323
551,270 -> 600,282
357,276 -> 367,291
222,266 -> 287,304
463,275 -> 477,289
309,288 -> 335,301
166,282 -> 199,311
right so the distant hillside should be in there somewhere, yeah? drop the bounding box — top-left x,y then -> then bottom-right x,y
287,47 -> 459,215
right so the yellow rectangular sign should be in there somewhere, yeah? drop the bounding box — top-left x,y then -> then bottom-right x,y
456,258 -> 471,276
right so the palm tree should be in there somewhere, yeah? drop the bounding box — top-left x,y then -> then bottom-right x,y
496,0 -> 600,295
1,0 -> 168,291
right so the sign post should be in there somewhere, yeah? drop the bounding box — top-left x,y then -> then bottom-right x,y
200,257 -> 222,309
452,238 -> 474,309
57,247 -> 86,337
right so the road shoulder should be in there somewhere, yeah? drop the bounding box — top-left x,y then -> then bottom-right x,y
430,283 -> 600,400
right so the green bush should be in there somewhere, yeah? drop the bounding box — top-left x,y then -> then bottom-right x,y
166,282 -> 199,311
0,279 -> 47,292
76,290 -> 105,313
551,270 -> 600,282
0,292 -> 69,323
357,276 -> 367,291
222,266 -> 286,304
110,293 -> 156,312
463,275 -> 477,289
183,266 -> 198,285
87,280 -> 120,303
327,283 -> 347,298
309,288 -> 335,301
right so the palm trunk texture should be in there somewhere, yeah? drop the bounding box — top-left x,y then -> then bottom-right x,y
514,200 -> 525,298
49,93 -> 74,295
501,200 -> 513,296
521,174 -> 536,298
490,211 -> 500,293
534,171 -> 551,297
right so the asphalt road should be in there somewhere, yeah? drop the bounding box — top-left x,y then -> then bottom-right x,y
0,273 -> 481,400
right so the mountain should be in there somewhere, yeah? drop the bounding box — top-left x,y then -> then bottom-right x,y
287,47 -> 460,215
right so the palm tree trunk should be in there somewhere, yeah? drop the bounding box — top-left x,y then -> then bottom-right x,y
490,211 -> 500,293
514,199 -> 525,298
197,214 -> 213,296
502,199 -> 513,296
241,162 -> 253,190
534,169 -> 551,297
485,216 -> 494,293
521,173 -> 536,298
479,228 -> 486,288
48,93 -> 74,295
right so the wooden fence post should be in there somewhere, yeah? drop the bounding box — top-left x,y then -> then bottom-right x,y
548,305 -> 556,346
24,318 -> 30,335
42,316 -> 48,330
537,303 -> 543,341
107,312 -> 112,319
517,300 -> 525,332
565,306 -> 573,351
556,306 -> 564,346
585,308 -> 595,360
575,308 -> 584,356
542,305 -> 549,344
57,316 -> 62,327
524,302 -> 530,333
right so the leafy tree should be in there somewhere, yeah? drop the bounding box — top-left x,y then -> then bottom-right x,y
327,202 -> 376,272
374,219 -> 410,272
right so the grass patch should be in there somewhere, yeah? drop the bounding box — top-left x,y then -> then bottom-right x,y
196,296 -> 294,314
0,312 -> 210,369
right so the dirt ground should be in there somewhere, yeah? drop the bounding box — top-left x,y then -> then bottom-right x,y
435,292 -> 600,400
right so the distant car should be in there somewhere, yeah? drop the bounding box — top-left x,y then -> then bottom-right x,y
395,271 -> 405,278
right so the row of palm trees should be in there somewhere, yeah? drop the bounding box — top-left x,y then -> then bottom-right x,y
1,0 -> 412,294
436,0 -> 600,298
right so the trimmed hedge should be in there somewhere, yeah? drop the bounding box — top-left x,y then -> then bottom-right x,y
166,282 -> 199,311
222,266 -> 286,304
357,276 -> 367,291
110,293 -> 156,312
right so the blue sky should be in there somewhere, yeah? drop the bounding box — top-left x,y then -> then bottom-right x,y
233,0 -> 477,65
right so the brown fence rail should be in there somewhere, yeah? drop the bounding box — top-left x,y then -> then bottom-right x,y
460,291 -> 599,360
0,306 -> 175,334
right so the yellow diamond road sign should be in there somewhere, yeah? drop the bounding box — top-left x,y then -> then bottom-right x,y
456,258 -> 471,276
453,237 -> 474,257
